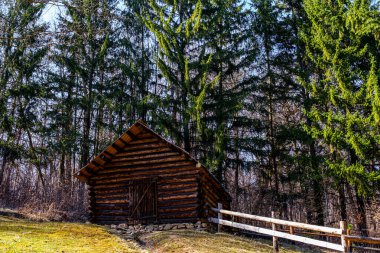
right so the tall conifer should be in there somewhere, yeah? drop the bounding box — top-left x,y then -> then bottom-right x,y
303,0 -> 380,235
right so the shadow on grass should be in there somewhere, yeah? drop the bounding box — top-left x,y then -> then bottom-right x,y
0,209 -> 27,220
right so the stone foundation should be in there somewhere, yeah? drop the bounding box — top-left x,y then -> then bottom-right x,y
106,221 -> 209,238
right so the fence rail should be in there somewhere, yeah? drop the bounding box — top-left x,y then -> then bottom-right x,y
208,203 -> 380,253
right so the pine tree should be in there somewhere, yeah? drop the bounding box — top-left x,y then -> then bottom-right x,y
0,0 -> 48,190
302,0 -> 380,235
142,0 -> 219,153
54,0 -> 115,169
111,0 -> 155,130
281,0 -> 326,226
250,0 -> 297,215
196,0 -> 257,187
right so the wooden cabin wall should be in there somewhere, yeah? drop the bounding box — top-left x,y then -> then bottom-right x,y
199,170 -> 231,220
87,131 -> 202,225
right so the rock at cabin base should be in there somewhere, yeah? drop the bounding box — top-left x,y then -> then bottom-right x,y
177,223 -> 186,229
110,221 -> 211,237
118,223 -> 127,229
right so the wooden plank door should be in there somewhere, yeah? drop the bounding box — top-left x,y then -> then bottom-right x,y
128,178 -> 157,224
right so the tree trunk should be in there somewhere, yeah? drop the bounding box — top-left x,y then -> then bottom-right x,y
310,142 -> 324,226
338,181 -> 347,221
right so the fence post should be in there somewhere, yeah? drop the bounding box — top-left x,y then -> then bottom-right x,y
272,211 -> 279,253
346,227 -> 352,253
289,226 -> 295,245
218,203 -> 223,233
340,221 -> 347,253
289,226 -> 294,235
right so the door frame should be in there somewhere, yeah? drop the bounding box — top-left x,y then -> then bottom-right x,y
128,177 -> 158,224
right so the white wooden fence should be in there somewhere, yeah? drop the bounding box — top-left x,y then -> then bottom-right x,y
208,203 -> 380,253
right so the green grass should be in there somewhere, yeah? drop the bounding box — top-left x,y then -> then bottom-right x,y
0,214 -> 331,253
0,216 -> 141,253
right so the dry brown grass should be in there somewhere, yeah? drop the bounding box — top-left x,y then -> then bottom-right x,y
139,230 -> 331,253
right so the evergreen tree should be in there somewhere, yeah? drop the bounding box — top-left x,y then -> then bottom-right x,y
281,0 -> 326,226
303,0 -> 380,235
111,0 -> 154,131
54,0 -> 115,169
197,0 -> 257,186
0,0 -> 48,190
142,0 -> 219,153
250,0 -> 300,215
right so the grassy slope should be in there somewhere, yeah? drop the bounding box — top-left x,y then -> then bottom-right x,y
0,215 -> 142,253
141,230 -> 329,253
0,214 -> 329,253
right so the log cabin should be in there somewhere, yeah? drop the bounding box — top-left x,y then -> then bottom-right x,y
75,120 -> 231,225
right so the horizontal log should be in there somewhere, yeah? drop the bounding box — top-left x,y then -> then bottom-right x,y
134,132 -> 153,139
204,195 -> 217,208
119,142 -> 166,152
93,188 -> 127,196
210,209 -> 343,235
159,181 -> 197,189
210,218 -> 344,252
96,194 -> 128,199
128,138 -> 159,145
158,205 -> 197,214
93,170 -> 199,186
97,161 -> 195,174
158,198 -> 198,208
105,156 -> 187,167
201,184 -> 220,206
110,151 -> 179,162
93,182 -> 129,190
158,187 -> 197,196
93,211 -> 130,216
159,184 -> 197,193
158,193 -> 197,202
114,147 -> 172,158
92,175 -> 200,190
97,163 -> 194,179
159,203 -> 198,211
158,175 -> 198,185
202,185 -> 220,202
91,204 -> 129,211
199,170 -> 230,201
204,195 -> 219,208
95,198 -> 129,204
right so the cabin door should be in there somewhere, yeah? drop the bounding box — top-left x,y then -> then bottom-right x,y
128,178 -> 158,224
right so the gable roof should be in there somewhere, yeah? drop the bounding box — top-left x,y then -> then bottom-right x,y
75,120 -> 230,200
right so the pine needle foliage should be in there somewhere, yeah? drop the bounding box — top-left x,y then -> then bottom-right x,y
302,0 -> 380,196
